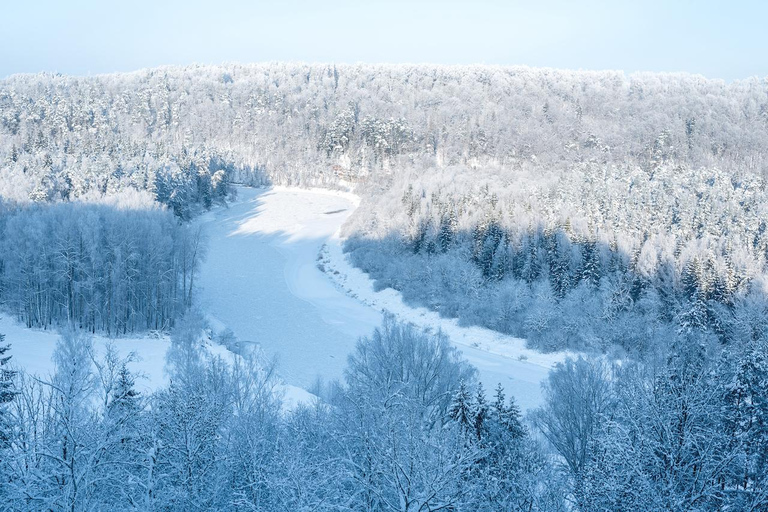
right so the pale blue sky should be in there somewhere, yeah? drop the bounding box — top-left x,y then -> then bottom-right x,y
1,0 -> 766,80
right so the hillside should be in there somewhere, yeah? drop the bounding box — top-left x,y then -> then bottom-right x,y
2,63 -> 768,509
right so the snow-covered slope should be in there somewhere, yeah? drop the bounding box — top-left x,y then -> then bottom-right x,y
198,186 -> 568,411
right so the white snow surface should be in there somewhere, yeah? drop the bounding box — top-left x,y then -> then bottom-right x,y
0,315 -> 311,410
196,186 -> 381,390
197,186 -> 570,411
0,318 -> 191,395
4,185 -> 570,412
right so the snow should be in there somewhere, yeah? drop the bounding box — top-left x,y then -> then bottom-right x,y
4,184 -> 570,413
198,186 -> 569,411
320,220 -> 574,413
1,314 -> 310,411
196,186 -> 381,390
1,316 -> 173,394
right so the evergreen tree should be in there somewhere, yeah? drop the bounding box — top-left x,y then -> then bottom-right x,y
449,380 -> 474,434
724,342 -> 768,496
108,363 -> 141,417
474,382 -> 488,441
437,212 -> 454,252
681,257 -> 703,300
678,292 -> 709,334
474,222 -> 504,279
548,231 -> 573,299
579,239 -> 601,289
0,333 -> 16,444
493,383 -> 525,440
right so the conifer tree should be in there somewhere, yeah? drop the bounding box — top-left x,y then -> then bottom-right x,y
0,333 -> 16,444
579,239 -> 601,289
493,383 -> 525,440
449,380 -> 474,434
474,382 -> 488,441
108,363 -> 141,417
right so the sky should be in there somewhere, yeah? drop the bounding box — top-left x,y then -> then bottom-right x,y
1,0 -> 766,81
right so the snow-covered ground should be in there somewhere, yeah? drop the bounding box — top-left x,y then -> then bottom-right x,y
0,315 -> 313,410
196,187 -> 382,390
197,186 -> 568,411
1,317 -> 179,394
4,185 -> 568,412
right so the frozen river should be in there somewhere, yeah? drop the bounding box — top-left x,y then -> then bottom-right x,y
197,186 -> 561,411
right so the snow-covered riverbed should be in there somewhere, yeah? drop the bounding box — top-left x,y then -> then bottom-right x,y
197,186 -> 565,411
196,186 -> 382,389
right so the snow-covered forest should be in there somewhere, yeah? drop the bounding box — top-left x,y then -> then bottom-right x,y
0,315 -> 563,511
3,64 -> 768,348
3,63 -> 768,202
2,314 -> 767,510
2,62 -> 768,509
344,161 -> 768,356
0,192 -> 205,333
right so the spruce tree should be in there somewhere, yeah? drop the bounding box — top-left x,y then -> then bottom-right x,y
492,383 -> 506,417
493,383 -> 525,440
109,363 -> 141,416
449,380 -> 474,434
0,333 -> 16,444
437,212 -> 454,252
580,240 -> 601,289
474,382 -> 488,441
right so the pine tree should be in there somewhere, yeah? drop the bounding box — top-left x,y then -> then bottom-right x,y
0,333 -> 16,444
449,380 -> 474,434
493,383 -> 525,440
474,382 -> 488,441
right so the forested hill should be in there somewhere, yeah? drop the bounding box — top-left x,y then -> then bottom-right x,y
2,63 -> 768,217
5,65 -> 768,510
3,63 -> 768,344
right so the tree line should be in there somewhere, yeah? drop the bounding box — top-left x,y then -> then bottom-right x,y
2,64 -> 768,211
2,314 -> 766,510
0,193 -> 205,334
344,163 -> 768,356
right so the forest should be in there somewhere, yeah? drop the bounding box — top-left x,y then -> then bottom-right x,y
0,192 -> 205,334
3,63 -> 768,203
3,63 -> 768,350
2,63 -> 768,510
1,315 -> 767,510
343,162 -> 768,356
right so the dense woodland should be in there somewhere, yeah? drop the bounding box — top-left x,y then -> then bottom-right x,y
3,63 -> 768,346
0,192 -> 205,333
3,63 -> 768,203
2,63 -> 768,510
344,162 -> 768,356
1,315 -> 767,510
